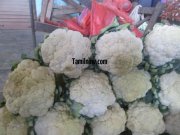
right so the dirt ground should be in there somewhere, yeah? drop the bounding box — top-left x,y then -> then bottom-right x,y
0,30 -> 45,101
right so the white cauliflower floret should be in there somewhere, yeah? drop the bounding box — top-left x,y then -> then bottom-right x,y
165,113 -> 180,135
95,29 -> 143,76
35,103 -> 86,135
127,102 -> 165,135
41,29 -> 91,78
159,71 -> 180,114
69,70 -> 116,118
144,24 -> 180,66
3,59 -> 55,117
111,69 -> 152,102
91,103 -> 126,135
0,107 -> 28,135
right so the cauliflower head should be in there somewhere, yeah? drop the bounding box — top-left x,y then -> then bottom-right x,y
95,29 -> 143,76
127,102 -> 165,135
0,107 -> 28,135
111,69 -> 152,102
35,103 -> 86,135
144,24 -> 180,66
165,113 -> 180,135
91,103 -> 126,135
3,59 -> 55,117
69,70 -> 116,118
159,71 -> 180,114
41,29 -> 91,78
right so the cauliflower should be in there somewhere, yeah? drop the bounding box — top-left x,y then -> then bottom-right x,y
35,103 -> 86,135
159,71 -> 180,114
111,69 -> 152,102
0,107 -> 28,135
41,29 -> 91,78
3,59 -> 56,117
91,103 -> 126,135
165,113 -> 180,135
95,29 -> 143,76
127,102 -> 165,135
69,70 -> 116,118
144,24 -> 180,66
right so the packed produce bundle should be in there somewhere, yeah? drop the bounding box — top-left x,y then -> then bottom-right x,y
0,22 -> 180,135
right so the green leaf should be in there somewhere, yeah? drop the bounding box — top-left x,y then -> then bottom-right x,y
44,34 -> 49,39
115,23 -> 130,31
144,90 -> 154,103
91,17 -> 120,44
90,18 -> 130,44
100,17 -> 120,34
91,19 -> 117,43
144,63 -> 150,71
158,68 -> 166,75
11,61 -> 20,71
150,68 -> 158,74
151,76 -> 158,84
82,123 -> 93,135
27,117 -> 36,135
53,86 -> 62,103
34,45 -> 44,65
70,101 -> 84,118
152,100 -> 160,107
91,36 -> 98,44
0,100 -> 5,108
173,59 -> 180,74
160,133 -> 170,135
159,104 -> 169,113
21,53 -> 28,59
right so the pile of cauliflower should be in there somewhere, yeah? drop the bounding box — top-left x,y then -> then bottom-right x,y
0,25 -> 180,135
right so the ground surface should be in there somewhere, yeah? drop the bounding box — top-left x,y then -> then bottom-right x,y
0,30 -> 45,101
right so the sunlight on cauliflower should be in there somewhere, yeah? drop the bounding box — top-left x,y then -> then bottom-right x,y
165,113 -> 180,135
0,107 -> 28,135
111,69 -> 152,102
35,103 -> 86,135
159,71 -> 180,114
91,103 -> 126,135
144,24 -> 180,66
127,102 -> 165,135
69,70 -> 116,118
41,29 -> 91,78
3,59 -> 56,117
95,29 -> 143,76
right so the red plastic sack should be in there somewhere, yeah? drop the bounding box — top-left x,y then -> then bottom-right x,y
63,18 -> 90,36
103,0 -> 142,37
131,27 -> 143,38
114,0 -> 132,12
45,0 -> 142,38
103,0 -> 133,24
104,0 -> 132,12
77,8 -> 91,29
90,0 -> 116,36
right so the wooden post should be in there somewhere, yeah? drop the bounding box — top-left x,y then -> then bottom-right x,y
144,2 -> 165,35
135,16 -> 151,27
40,0 -> 49,23
46,0 -> 54,20
29,0 -> 37,47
